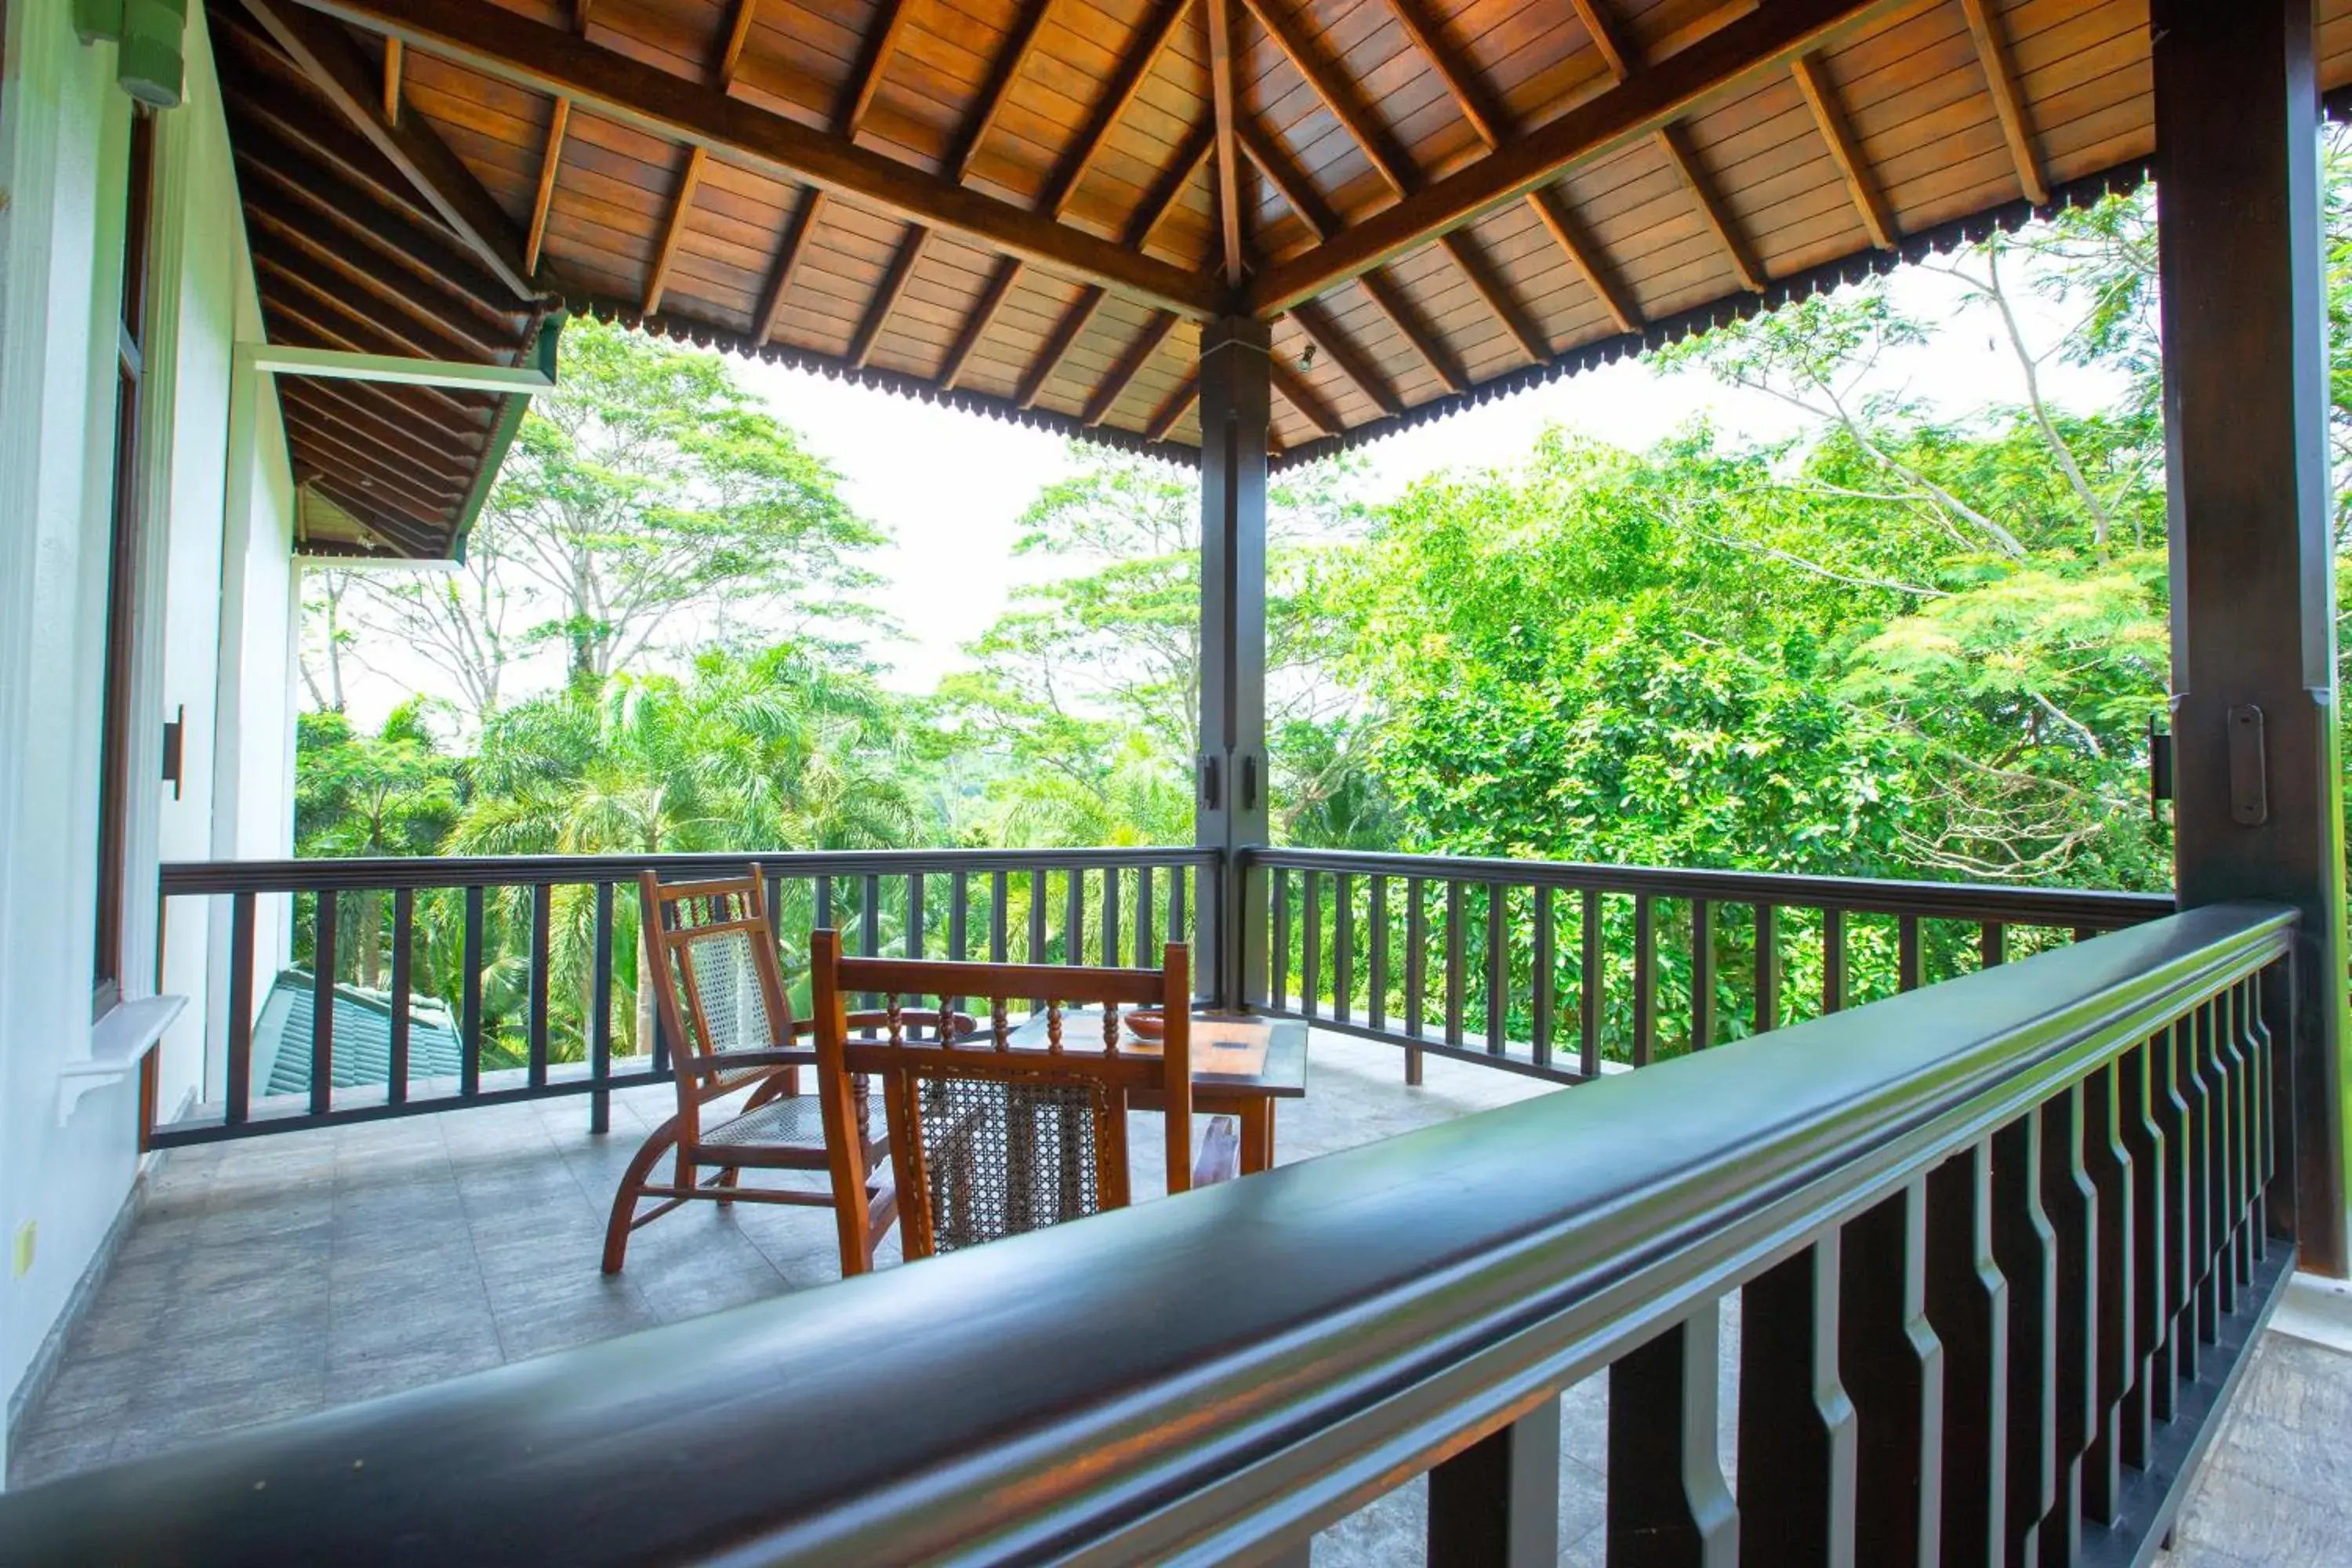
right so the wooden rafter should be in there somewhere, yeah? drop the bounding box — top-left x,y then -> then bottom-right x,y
381,36 -> 401,124
1958,0 -> 2047,207
289,0 -> 1221,319
245,197 -> 507,359
1047,0 -> 1193,220
1791,53 -> 1893,251
753,187 -> 825,344
641,145 -> 707,316
1359,269 -> 1465,394
849,227 -> 931,368
1241,0 -> 1408,196
1017,288 -> 1109,408
1239,118 -> 1334,241
1527,187 -> 1638,335
281,381 -> 474,480
244,0 -> 537,302
1269,358 -> 1341,435
1082,313 -> 1179,426
1244,0 -> 1904,315
956,0 -> 1055,183
1145,372 -> 1200,442
1290,299 -> 1402,417
1205,0 -> 1243,284
1656,124 -> 1764,294
1438,230 -> 1547,363
524,96 -> 569,277
717,0 -> 760,89
1569,0 -> 1634,82
252,241 -> 477,364
1127,120 -> 1214,251
938,257 -> 1022,390
844,0 -> 916,136
1381,0 -> 1501,143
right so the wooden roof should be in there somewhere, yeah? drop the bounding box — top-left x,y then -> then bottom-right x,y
222,0 -> 2352,554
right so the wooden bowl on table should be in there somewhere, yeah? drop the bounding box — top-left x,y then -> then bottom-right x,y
1124,1007 -> 1168,1042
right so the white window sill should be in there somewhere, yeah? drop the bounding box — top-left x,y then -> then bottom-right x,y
59,994 -> 185,1125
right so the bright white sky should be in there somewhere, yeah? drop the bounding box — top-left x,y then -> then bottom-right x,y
327,262 -> 2131,725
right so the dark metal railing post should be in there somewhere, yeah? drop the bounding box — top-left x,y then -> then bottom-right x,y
1610,1305 -> 1738,1566
1425,1397 -> 1561,1567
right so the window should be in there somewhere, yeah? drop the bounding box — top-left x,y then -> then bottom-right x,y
93,107 -> 155,1018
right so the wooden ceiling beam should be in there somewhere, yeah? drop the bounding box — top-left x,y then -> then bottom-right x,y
1244,0 -> 1904,316
841,0 -> 916,135
307,475 -> 448,554
242,0 -> 537,303
717,0 -> 760,89
1527,187 -> 1639,335
1359,269 -> 1465,394
1082,313 -> 1179,426
1016,287 -> 1109,408
1269,358 -> 1341,436
1240,0 -> 1410,198
1791,52 -> 1893,251
1382,0 -> 1501,146
251,241 -> 482,365
1656,123 -> 1764,294
1289,299 -> 1402,417
1439,230 -> 1548,363
849,226 -> 931,368
1958,0 -> 2047,207
285,375 -> 481,451
956,0 -> 1055,183
641,145 -> 707,316
280,381 -> 476,480
524,98 -> 570,278
260,303 -> 488,425
282,412 -> 469,512
1126,119 -> 1214,251
1569,0 -> 1635,82
754,187 -> 826,345
1204,0 -> 1243,284
1145,372 -> 1200,442
285,0 -> 1223,320
381,36 -> 401,125
938,257 -> 1022,390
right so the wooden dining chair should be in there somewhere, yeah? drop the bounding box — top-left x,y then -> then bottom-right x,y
808,931 -> 1239,1275
602,868 -> 964,1276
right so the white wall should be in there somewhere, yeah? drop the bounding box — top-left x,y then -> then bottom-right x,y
0,0 -> 297,1449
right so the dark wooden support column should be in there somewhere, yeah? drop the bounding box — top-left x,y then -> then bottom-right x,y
1196,317 -> 1272,1009
2154,0 -> 2350,1276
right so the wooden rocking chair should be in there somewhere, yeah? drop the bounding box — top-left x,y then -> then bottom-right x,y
601,868 -> 964,1276
808,931 -> 1239,1275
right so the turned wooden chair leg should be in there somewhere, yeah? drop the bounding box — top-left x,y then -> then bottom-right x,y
602,1113 -> 683,1275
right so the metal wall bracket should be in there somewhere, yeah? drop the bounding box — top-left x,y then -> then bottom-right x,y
2227,704 -> 2268,826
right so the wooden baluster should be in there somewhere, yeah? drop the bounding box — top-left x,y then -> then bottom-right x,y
2154,1018 -> 2198,1392
528,882 -> 552,1091
226,891 -> 257,1127
1926,1142 -> 2009,1568
862,874 -> 883,1005
2036,1083 -> 2096,1563
1608,1303 -> 1738,1567
2212,982 -> 2253,1290
1840,1181 -> 1942,1566
2079,1064 -> 2133,1524
1367,876 -> 1389,1034
1334,873 -> 1353,1025
1531,885 -> 1554,1069
1102,1003 -> 1119,1052
1026,869 -> 1047,967
989,869 -> 1010,964
1689,898 -> 1714,1050
1739,1238 -> 1858,1566
2177,1004 -> 2218,1349
885,996 -> 904,1046
1303,869 -> 1323,1018
1427,1396 -> 1562,1567
1445,880 -> 1468,1048
1485,883 -> 1508,1056
1755,902 -> 1780,1036
1271,869 -> 1290,1012
1406,877 -> 1428,1085
949,871 -> 969,964
2246,971 -> 2280,1254
1046,1000 -> 1062,1053
390,887 -> 414,1109
1990,1112 -> 2056,1568
2114,1033 -> 2167,1459
1633,895 -> 1656,1066
1581,889 -> 1602,1077
1062,867 -> 1083,966
1982,921 -> 2005,969
1100,863 -> 1119,969
463,884 -> 488,1088
590,882 -> 612,1134
1136,865 -> 1156,965
1824,906 -> 1848,1014
311,890 -> 338,1116
1170,861 -> 1188,954
990,997 -> 1009,1050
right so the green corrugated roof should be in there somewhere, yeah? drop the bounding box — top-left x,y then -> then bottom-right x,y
251,971 -> 466,1099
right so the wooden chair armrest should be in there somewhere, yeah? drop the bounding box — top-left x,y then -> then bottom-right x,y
1192,1116 -> 1242,1187
699,1048 -> 816,1073
791,1011 -> 981,1039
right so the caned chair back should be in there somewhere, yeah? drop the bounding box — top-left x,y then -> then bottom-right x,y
638,869 -> 799,1115
808,931 -> 1194,1269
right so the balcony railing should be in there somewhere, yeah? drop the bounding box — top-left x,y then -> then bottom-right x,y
147,844 -> 2173,1147
21,901 -> 2296,1564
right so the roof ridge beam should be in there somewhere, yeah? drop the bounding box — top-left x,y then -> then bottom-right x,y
285,0 -> 1222,321
1243,0 -> 1906,317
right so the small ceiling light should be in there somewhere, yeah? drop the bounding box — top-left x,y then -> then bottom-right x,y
1299,343 -> 1318,372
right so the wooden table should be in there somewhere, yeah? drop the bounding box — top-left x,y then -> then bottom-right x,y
1004,1011 -> 1308,1175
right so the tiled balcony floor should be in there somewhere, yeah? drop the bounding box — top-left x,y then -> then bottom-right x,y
9,1033 -> 2350,1567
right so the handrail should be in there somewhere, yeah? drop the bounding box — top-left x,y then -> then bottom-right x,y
1242,845 -> 2174,928
4,902 -> 2295,1565
158,844 -> 1218,895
